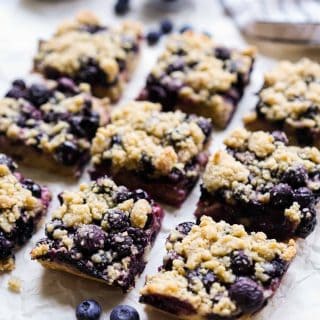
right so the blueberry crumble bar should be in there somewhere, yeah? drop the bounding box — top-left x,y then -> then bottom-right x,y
0,78 -> 109,177
244,59 -> 320,147
90,101 -> 212,207
33,11 -> 142,100
138,31 -> 256,128
140,216 -> 296,319
0,154 -> 51,272
195,128 -> 320,240
31,177 -> 164,292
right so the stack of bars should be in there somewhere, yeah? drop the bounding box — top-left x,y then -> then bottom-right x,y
0,9 -> 319,320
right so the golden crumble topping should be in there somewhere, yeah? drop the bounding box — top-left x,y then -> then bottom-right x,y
202,128 -> 320,225
34,11 -> 142,83
31,176 -> 162,291
141,216 -> 296,318
144,31 -> 255,127
0,80 -> 105,163
0,164 -> 41,233
91,101 -> 211,177
254,59 -> 320,128
7,277 -> 22,293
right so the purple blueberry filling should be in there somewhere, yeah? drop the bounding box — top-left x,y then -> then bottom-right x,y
3,79 -> 101,169
32,178 -> 164,292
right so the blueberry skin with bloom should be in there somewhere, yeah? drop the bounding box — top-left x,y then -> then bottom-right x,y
160,19 -> 173,34
110,305 -> 140,320
146,31 -> 161,45
76,300 -> 102,320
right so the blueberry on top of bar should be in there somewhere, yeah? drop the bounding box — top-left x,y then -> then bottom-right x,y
31,177 -> 163,292
140,216 -> 296,319
138,31 -> 256,128
0,154 -> 51,272
196,128 -> 320,240
0,78 -> 108,177
33,11 -> 142,100
244,59 -> 320,147
90,101 -> 212,206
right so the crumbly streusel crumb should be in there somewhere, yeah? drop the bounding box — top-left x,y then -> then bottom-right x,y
7,277 -> 22,293
141,216 -> 296,317
254,58 -> 320,129
91,101 -> 210,177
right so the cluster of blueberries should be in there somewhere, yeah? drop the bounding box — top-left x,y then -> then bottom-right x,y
76,301 -> 139,320
114,0 -> 193,46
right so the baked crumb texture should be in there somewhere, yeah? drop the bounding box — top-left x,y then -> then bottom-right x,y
138,31 -> 256,128
0,154 -> 51,271
0,78 -> 108,177
7,277 -> 22,293
140,216 -> 296,320
34,11 -> 142,100
31,176 -> 164,292
196,128 -> 320,240
90,101 -> 212,207
244,58 -> 320,147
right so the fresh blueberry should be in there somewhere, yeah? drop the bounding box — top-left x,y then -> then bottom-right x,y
271,131 -> 288,144
6,84 -> 27,99
296,207 -> 317,238
293,187 -> 314,207
115,186 -> 132,203
12,79 -> 26,89
110,305 -> 140,320
196,118 -> 212,137
105,209 -> 130,231
160,19 -> 173,34
166,59 -> 185,73
111,134 -> 122,146
214,47 -> 231,60
55,141 -> 81,166
0,232 -> 14,259
269,183 -> 293,208
114,0 -> 130,15
70,114 -> 100,140
176,222 -> 195,235
133,189 -> 149,201
230,250 -> 253,276
229,277 -> 264,313
57,77 -> 78,94
282,166 -> 308,187
179,24 -> 192,33
0,154 -> 16,171
76,299 -> 102,320
21,179 -> 42,198
146,30 -> 161,45
110,234 -> 133,258
27,84 -> 52,107
127,227 -> 148,249
74,225 -> 107,253
264,258 -> 287,278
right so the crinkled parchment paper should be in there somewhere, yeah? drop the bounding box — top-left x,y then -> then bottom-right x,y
0,1 -> 320,319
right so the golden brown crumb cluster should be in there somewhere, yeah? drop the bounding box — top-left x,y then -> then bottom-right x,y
0,164 -> 40,233
149,32 -> 255,124
0,82 -> 100,157
141,216 -> 296,317
34,11 -> 142,83
203,128 -> 320,223
91,101 -> 209,177
256,59 -> 320,128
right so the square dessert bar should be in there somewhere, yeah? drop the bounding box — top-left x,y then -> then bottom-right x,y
31,177 -> 164,292
0,154 -> 51,272
33,11 -> 142,100
90,101 -> 212,207
195,128 -> 320,240
0,78 -> 109,177
244,58 -> 320,147
138,31 -> 256,128
140,216 -> 296,319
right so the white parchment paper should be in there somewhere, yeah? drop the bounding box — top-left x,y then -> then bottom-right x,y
0,1 -> 320,319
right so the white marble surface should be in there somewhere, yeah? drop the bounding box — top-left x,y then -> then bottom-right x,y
0,1 -> 320,319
